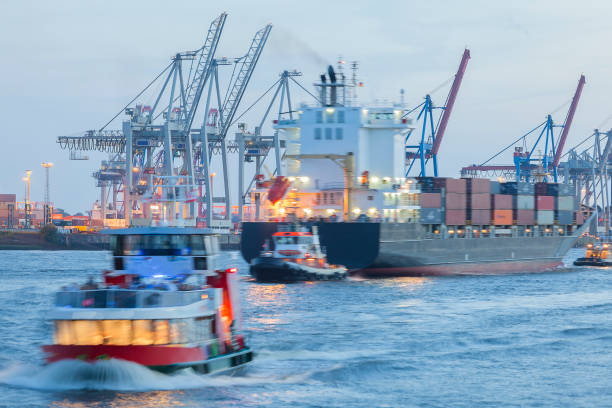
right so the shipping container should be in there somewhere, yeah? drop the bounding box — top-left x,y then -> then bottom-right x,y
470,193 -> 491,210
466,178 -> 491,194
558,183 -> 574,196
500,182 -> 534,195
576,211 -> 585,225
420,208 -> 443,224
445,209 -> 466,225
535,183 -> 548,196
420,193 -> 442,208
470,209 -> 490,225
515,195 -> 534,210
490,181 -> 501,194
556,210 -> 573,225
556,196 -> 574,211
434,178 -> 466,193
492,194 -> 512,210
493,209 -> 513,225
445,193 -> 466,209
536,210 -> 554,225
516,209 -> 535,225
542,182 -> 572,196
536,196 -> 554,210
0,194 -> 16,203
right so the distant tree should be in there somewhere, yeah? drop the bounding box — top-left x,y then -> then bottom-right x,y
39,224 -> 64,245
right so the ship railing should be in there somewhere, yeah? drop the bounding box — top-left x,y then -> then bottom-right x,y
55,289 -> 210,309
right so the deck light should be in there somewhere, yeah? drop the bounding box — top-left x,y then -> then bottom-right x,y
352,208 -> 361,215
300,176 -> 309,183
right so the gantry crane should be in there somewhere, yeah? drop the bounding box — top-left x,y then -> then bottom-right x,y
461,75 -> 586,182
57,14 -> 272,228
404,49 -> 470,177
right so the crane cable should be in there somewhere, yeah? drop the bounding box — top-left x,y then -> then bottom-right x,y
98,62 -> 173,132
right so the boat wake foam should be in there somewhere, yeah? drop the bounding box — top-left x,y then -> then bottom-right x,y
0,359 -> 308,391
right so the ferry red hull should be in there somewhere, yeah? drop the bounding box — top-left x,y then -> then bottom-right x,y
353,259 -> 563,278
42,343 -> 253,373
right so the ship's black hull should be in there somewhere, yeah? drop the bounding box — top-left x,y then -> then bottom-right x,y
241,222 -> 583,277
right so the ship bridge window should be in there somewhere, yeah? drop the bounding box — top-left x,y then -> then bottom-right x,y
338,110 -> 345,123
275,236 -> 297,245
326,110 -> 335,123
335,128 -> 343,140
325,128 -> 332,140
297,236 -> 313,245
314,128 -> 322,140
315,111 -> 323,123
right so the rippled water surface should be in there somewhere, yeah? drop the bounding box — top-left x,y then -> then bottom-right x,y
0,249 -> 610,407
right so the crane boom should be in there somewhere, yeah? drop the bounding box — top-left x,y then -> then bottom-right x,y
431,49 -> 470,155
553,74 -> 586,167
218,24 -> 272,139
182,12 -> 227,133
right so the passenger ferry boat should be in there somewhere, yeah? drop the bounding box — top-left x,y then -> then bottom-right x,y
42,227 -> 253,374
250,225 -> 347,282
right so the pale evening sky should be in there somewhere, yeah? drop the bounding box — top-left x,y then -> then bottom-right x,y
1,0 -> 611,213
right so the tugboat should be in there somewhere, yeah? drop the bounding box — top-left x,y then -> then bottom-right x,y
250,225 -> 347,282
574,242 -> 612,266
42,227 -> 253,374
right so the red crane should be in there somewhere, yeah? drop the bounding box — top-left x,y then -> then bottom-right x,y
431,49 -> 471,157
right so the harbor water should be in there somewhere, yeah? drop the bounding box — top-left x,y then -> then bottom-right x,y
0,250 -> 610,407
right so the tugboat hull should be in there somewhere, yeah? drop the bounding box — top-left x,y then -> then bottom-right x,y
573,258 -> 612,267
250,257 -> 347,282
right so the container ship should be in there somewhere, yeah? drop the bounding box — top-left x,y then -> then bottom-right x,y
240,56 -> 589,277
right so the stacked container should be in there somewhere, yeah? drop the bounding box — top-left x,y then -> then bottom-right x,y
466,178 -> 491,225
420,192 -> 443,224
0,194 -> 16,228
547,183 -> 576,225
434,178 -> 467,225
491,194 -> 512,225
536,195 -> 554,225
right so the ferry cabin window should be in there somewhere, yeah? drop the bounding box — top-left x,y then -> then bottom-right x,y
121,234 -> 203,256
325,128 -> 332,140
325,110 -> 335,123
110,236 -> 123,256
190,235 -> 206,255
315,111 -> 323,123
54,318 -> 213,346
314,128 -> 322,140
335,127 -> 343,140
338,110 -> 345,123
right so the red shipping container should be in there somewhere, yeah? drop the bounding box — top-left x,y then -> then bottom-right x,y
445,209 -> 466,225
420,193 -> 441,208
470,209 -> 490,224
469,178 -> 491,194
516,209 -> 535,225
470,193 -> 491,209
536,195 -> 554,210
575,211 -> 585,224
445,193 -> 466,209
446,178 -> 467,194
492,194 -> 512,210
0,194 -> 16,203
493,209 -> 513,225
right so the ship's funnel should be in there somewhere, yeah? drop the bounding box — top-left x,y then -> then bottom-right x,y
328,65 -> 337,106
320,74 -> 327,106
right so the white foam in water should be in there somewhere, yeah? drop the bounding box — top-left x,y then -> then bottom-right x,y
0,359 -> 311,391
